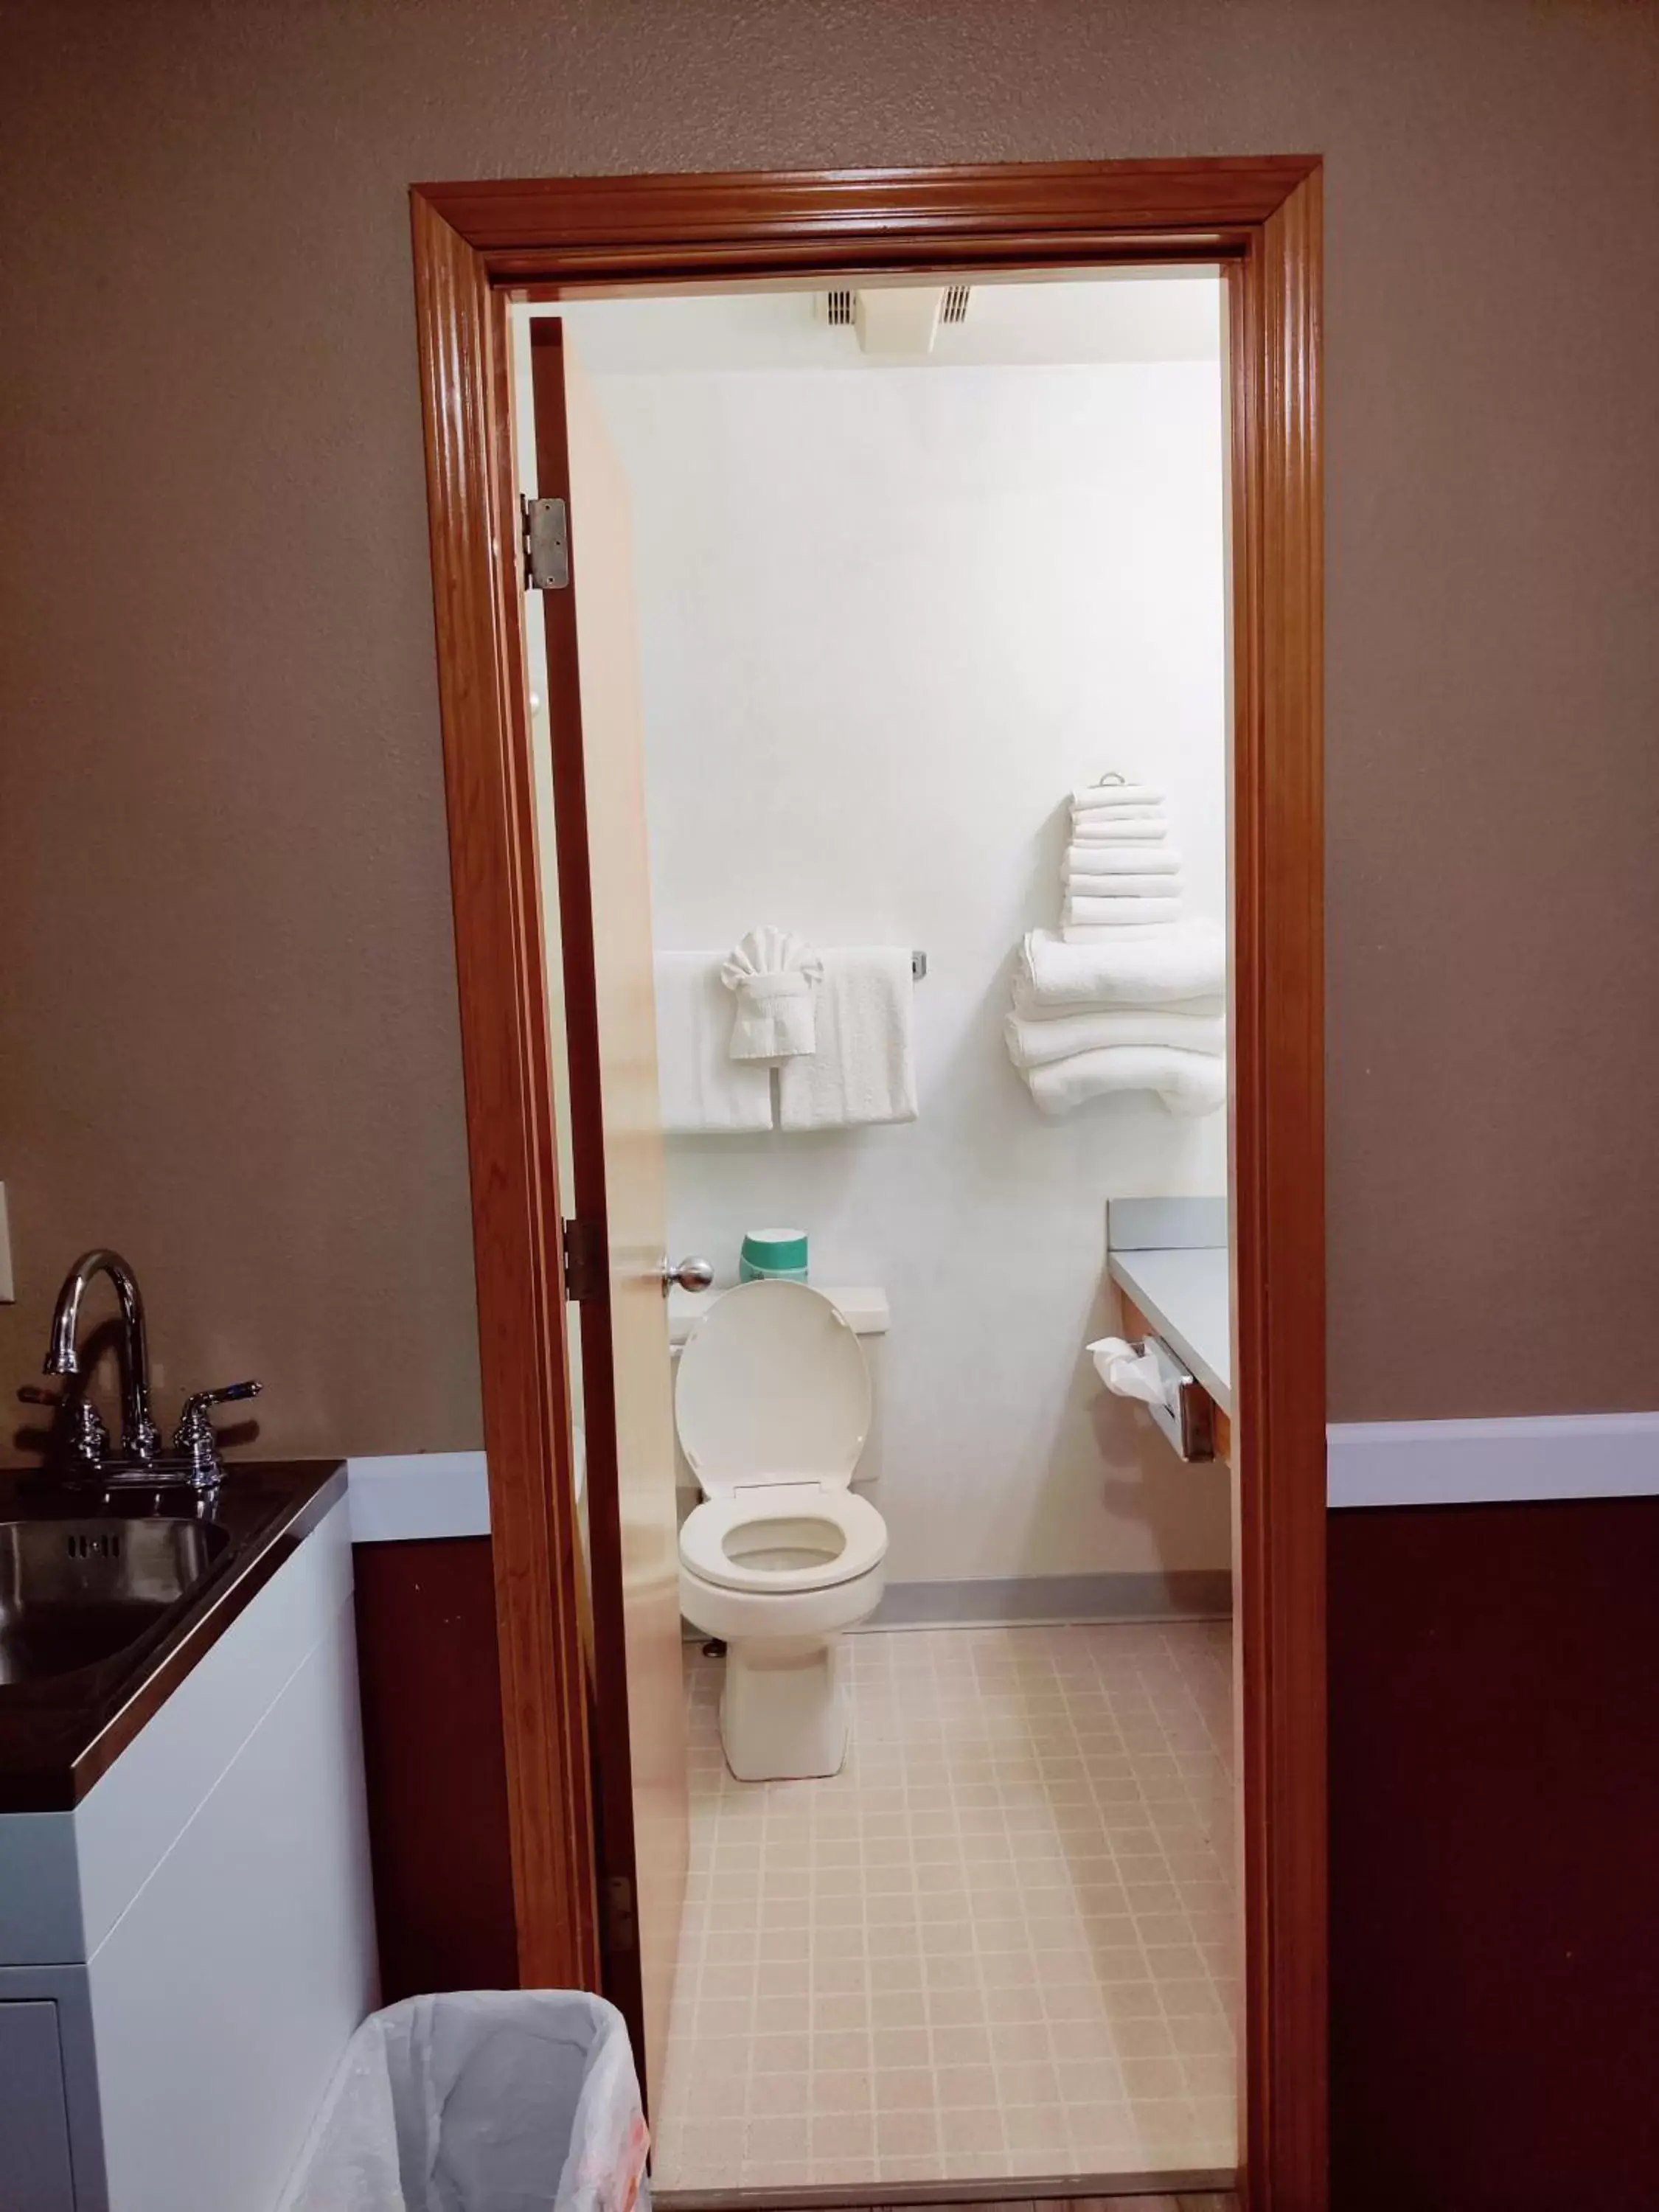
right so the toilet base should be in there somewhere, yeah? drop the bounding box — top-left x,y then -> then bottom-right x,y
721,1633 -> 848,1782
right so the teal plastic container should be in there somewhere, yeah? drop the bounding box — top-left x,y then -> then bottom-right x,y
738,1227 -> 810,1283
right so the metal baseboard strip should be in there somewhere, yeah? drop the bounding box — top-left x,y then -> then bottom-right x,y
863,1571 -> 1232,1630
656,2166 -> 1237,2208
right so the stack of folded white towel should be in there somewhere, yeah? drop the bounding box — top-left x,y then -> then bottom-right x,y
1006,776 -> 1226,1117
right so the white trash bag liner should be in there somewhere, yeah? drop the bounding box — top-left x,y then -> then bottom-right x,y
278,1990 -> 650,2212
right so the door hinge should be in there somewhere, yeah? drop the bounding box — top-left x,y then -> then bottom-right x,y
521,494 -> 569,591
603,1874 -> 638,1956
561,1216 -> 605,1304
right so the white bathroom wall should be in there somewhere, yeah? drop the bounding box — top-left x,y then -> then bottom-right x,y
574,315 -> 1231,1585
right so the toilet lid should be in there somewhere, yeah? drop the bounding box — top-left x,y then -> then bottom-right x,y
675,1279 -> 872,1497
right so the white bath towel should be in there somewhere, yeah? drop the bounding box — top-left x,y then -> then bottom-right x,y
1071,807 -> 1165,830
1064,842 -> 1183,877
654,953 -> 774,1133
1069,816 -> 1168,843
1005,1005 -> 1225,1068
1073,782 -> 1164,810
1063,894 -> 1185,931
776,947 -> 918,1130
1060,870 -> 1186,900
1023,1045 -> 1226,1119
1017,922 -> 1225,1008
720,927 -> 823,1060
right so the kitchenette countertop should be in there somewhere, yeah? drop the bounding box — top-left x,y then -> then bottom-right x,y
0,1458 -> 345,1812
1107,1244 -> 1232,1413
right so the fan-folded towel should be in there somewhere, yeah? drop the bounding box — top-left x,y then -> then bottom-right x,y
1005,1005 -> 1225,1068
1063,895 -> 1183,932
1064,843 -> 1183,877
776,947 -> 918,1130
1017,922 -> 1225,1008
654,954 -> 774,1133
1023,1045 -> 1225,1119
720,926 -> 823,1060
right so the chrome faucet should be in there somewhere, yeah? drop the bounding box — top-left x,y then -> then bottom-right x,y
46,1248 -> 164,1470
29,1248 -> 262,1491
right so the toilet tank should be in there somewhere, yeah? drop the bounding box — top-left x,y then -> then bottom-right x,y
667,1286 -> 888,1503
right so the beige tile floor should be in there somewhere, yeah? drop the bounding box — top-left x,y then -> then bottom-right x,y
653,1621 -> 1237,2194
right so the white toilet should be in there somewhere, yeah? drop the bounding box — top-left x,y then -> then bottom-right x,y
675,1279 -> 888,1782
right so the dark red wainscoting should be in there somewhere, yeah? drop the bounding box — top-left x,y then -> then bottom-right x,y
353,1537 -> 519,1999
1329,1497 -> 1659,2212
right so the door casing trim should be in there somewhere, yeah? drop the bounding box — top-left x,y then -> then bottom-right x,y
409,156 -> 1326,2212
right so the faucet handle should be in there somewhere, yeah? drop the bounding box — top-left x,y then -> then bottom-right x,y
171,1380 -> 262,1486
178,1380 -> 262,1419
18,1385 -> 110,1473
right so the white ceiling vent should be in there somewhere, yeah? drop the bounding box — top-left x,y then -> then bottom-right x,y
816,283 -> 973,355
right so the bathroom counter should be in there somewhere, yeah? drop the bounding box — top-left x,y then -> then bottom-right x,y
1107,1245 -> 1232,1414
0,1458 -> 346,1812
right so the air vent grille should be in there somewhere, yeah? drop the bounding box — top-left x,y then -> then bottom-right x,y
825,288 -> 855,327
941,285 -> 971,324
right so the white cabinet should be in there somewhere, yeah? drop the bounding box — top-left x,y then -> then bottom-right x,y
0,1495 -> 376,2211
0,2002 -> 77,2211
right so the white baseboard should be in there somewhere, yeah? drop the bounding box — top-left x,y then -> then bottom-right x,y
344,1416 -> 1659,1542
346,1451 -> 490,1543
1326,1412 -> 1659,1509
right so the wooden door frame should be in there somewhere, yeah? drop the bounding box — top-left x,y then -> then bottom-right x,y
410,156 -> 1326,2211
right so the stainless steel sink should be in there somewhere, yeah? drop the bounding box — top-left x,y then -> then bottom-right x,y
0,1517 -> 231,1686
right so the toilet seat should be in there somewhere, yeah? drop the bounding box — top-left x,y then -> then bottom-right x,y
680,1485 -> 887,1596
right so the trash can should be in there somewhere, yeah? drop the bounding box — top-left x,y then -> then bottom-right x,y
276,1990 -> 650,2212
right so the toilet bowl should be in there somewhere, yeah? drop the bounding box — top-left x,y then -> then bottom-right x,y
675,1279 -> 887,1781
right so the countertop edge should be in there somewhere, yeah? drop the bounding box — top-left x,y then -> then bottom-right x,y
1107,1249 -> 1232,1413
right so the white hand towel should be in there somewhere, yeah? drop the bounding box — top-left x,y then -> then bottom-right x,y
1005,1005 -> 1225,1068
776,947 -> 918,1130
1070,817 -> 1168,843
1063,894 -> 1184,931
1074,782 -> 1164,810
654,953 -> 774,1133
1023,1045 -> 1225,1119
1060,870 -> 1186,900
720,926 -> 824,1060
1064,842 -> 1183,877
1018,922 -> 1225,1007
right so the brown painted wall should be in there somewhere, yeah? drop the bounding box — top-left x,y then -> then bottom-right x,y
2,2 -> 1657,1447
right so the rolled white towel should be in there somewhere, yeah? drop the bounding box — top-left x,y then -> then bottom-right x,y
1065,842 -> 1183,877
1073,782 -> 1164,810
1061,870 -> 1186,900
1018,922 -> 1225,1007
1070,817 -> 1168,843
1005,1005 -> 1225,1068
1063,894 -> 1184,931
1023,1044 -> 1225,1119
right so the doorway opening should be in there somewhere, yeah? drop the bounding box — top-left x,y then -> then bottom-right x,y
515,271 -> 1237,2195
410,156 -> 1325,2212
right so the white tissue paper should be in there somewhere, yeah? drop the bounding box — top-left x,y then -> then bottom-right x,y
720,927 -> 824,1061
1086,1335 -> 1178,1411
